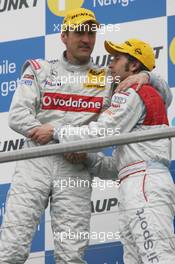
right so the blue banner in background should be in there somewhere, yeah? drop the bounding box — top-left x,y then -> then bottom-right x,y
86,0 -> 166,24
0,184 -> 9,226
0,1 -> 174,263
45,241 -> 124,264
46,0 -> 166,34
168,15 -> 175,88
0,37 -> 45,113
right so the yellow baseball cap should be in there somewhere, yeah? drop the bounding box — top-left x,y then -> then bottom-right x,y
105,39 -> 155,71
62,8 -> 100,31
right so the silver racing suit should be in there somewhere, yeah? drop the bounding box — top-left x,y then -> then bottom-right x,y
55,84 -> 175,264
0,53 -> 170,263
0,55 -> 113,264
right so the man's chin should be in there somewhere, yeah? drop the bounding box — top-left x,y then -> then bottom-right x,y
76,54 -> 90,64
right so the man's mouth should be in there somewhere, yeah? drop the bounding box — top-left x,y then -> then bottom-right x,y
79,46 -> 90,51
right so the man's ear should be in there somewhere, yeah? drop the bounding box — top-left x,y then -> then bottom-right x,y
61,32 -> 67,45
130,61 -> 140,73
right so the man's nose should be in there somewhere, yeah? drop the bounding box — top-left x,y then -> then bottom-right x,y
81,33 -> 90,43
109,62 -> 114,69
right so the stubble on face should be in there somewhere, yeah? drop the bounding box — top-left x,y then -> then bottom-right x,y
63,22 -> 97,65
109,54 -> 132,83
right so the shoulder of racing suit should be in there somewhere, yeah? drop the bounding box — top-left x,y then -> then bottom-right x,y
21,58 -> 60,84
22,57 -> 107,74
131,84 -> 169,126
21,58 -> 109,91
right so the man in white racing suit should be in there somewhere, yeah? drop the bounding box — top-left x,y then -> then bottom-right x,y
52,39 -> 175,264
0,7 -> 172,263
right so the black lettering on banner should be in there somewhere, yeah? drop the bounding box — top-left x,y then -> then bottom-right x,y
91,198 -> 118,213
93,55 -> 107,67
93,55 -> 114,67
0,0 -> 38,12
107,55 -> 114,66
95,199 -> 107,212
0,0 -> 7,11
107,198 -> 118,211
19,0 -> 29,9
0,139 -> 24,152
8,0 -> 18,10
153,46 -> 163,59
33,0 -> 38,7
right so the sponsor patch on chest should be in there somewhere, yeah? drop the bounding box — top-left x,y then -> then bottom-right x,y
42,93 -> 103,113
45,79 -> 62,87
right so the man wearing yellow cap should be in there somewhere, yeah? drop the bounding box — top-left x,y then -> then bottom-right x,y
0,6 -> 172,264
53,38 -> 175,264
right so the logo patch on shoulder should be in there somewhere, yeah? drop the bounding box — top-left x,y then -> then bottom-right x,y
20,80 -> 33,86
29,59 -> 41,70
84,68 -> 106,89
88,69 -> 106,76
23,74 -> 34,80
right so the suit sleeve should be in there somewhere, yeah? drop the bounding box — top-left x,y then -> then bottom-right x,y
54,88 -> 145,142
8,65 -> 41,136
146,72 -> 172,107
84,152 -> 118,180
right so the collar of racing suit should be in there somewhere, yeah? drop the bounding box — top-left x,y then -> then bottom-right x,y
61,51 -> 94,72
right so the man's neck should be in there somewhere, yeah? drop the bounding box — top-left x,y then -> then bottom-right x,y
64,51 -> 90,65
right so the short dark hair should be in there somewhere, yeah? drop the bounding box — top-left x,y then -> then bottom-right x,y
125,53 -> 149,72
